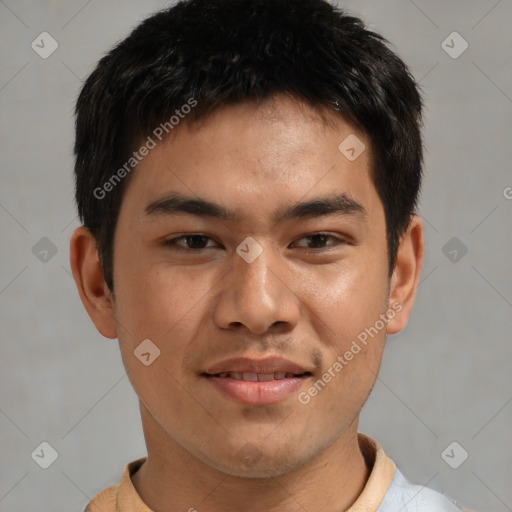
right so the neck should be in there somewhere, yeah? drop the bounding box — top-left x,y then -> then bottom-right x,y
132,404 -> 370,512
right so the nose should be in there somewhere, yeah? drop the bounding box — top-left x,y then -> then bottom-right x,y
212,240 -> 301,336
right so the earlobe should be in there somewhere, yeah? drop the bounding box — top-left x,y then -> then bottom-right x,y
386,215 -> 424,335
69,226 -> 117,339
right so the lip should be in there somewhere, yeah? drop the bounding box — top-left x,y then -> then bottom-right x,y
202,357 -> 313,406
204,374 -> 310,406
204,356 -> 310,375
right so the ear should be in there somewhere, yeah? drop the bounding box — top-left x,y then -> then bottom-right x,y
386,215 -> 424,335
69,226 -> 117,339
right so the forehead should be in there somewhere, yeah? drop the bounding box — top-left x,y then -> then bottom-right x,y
119,94 -> 381,225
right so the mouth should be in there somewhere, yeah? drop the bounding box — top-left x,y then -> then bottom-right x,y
205,371 -> 312,381
201,360 -> 313,406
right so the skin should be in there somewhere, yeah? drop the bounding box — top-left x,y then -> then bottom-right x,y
70,94 -> 423,512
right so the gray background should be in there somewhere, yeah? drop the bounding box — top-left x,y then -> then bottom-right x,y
1,1 -> 511,511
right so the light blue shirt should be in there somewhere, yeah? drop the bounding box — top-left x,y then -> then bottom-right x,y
378,466 -> 464,511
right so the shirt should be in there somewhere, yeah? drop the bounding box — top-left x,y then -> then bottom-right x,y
84,434 -> 470,512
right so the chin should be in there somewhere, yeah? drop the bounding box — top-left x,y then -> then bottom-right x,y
208,455 -> 308,479
196,440 -> 317,479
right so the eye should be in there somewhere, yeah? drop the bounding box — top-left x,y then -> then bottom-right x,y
291,233 -> 345,250
162,232 -> 346,252
162,234 -> 220,251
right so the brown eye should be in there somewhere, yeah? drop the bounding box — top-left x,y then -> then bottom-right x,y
163,234 -> 219,251
292,233 -> 344,250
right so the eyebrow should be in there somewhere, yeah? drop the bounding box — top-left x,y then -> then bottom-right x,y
144,191 -> 367,224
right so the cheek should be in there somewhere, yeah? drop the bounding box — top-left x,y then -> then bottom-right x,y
112,265 -> 202,417
297,258 -> 389,404
113,250 -> 211,340
110,253 -> 207,399
299,256 -> 389,344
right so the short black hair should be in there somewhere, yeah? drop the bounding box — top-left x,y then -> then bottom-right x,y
74,0 -> 424,292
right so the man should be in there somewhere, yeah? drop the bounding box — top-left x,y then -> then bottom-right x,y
70,0 -> 472,510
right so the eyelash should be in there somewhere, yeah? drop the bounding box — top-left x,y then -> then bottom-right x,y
162,233 -> 347,252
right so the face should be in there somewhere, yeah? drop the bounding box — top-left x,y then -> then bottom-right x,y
73,94 -> 421,478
